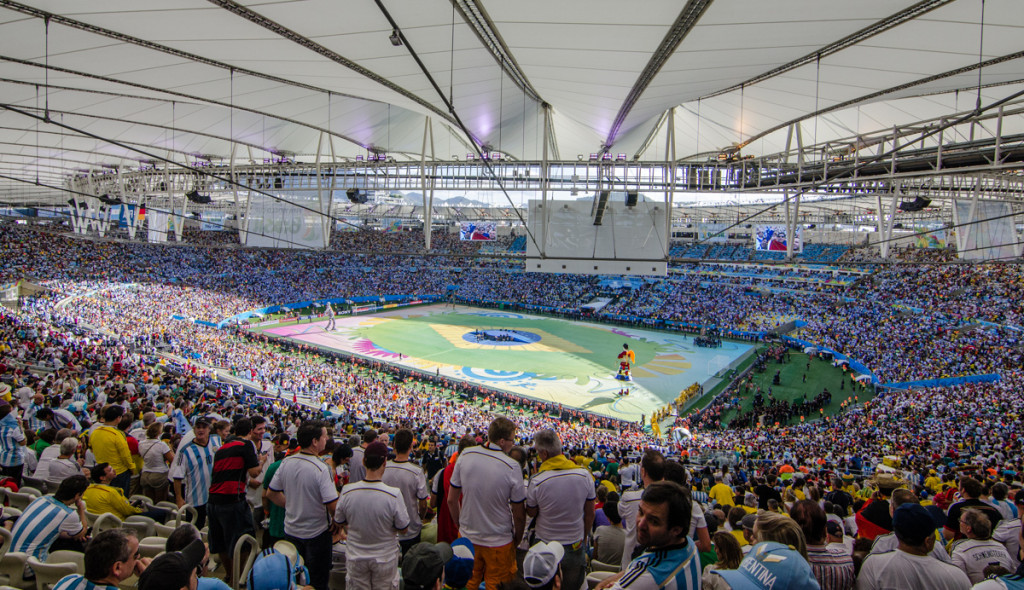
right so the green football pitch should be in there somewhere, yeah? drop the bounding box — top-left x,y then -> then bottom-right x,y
262,304 -> 755,421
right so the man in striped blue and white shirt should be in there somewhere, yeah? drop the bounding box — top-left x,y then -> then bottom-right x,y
34,407 -> 82,434
10,475 -> 90,560
52,528 -> 150,590
0,400 -> 26,486
171,418 -> 214,530
597,481 -> 701,590
23,394 -> 47,433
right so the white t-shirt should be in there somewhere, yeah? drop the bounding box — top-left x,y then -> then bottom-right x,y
525,463 -> 595,545
994,519 -> 1021,569
34,445 -> 62,479
855,549 -> 972,590
349,447 -> 366,484
268,453 -> 339,539
382,460 -> 429,541
246,439 -> 274,509
870,532 -> 951,562
334,480 -> 409,562
950,538 -> 1014,585
619,489 -> 643,570
449,443 -> 527,548
138,439 -> 172,473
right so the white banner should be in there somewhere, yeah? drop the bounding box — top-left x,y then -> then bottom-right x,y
148,210 -> 168,243
201,211 -> 227,231
244,193 -> 328,249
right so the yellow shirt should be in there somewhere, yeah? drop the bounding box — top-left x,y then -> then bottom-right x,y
82,484 -> 143,520
90,426 -> 136,475
731,529 -> 749,547
709,483 -> 736,507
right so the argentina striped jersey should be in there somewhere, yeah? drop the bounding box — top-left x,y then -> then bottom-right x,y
613,540 -> 701,590
52,574 -> 118,590
172,441 -> 215,506
10,496 -> 82,560
0,414 -> 24,467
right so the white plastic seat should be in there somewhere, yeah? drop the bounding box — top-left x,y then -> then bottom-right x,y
15,489 -> 40,500
272,541 -> 303,568
92,513 -> 123,535
175,505 -> 198,528
43,551 -> 83,572
0,529 -> 32,590
589,559 -> 620,573
231,534 -> 259,590
152,522 -> 177,538
138,537 -> 166,560
124,516 -> 156,539
4,494 -> 34,512
26,557 -> 76,590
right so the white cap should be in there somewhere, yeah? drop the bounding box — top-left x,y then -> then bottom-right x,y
523,541 -> 564,588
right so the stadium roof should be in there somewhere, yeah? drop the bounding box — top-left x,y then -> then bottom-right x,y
1,0 -> 1023,198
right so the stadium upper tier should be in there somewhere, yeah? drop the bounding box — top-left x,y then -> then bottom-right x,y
3,223 -> 1022,387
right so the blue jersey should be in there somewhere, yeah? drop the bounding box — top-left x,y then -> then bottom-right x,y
613,540 -> 701,590
0,414 -> 25,467
52,574 -> 118,590
10,496 -> 82,560
172,441 -> 215,506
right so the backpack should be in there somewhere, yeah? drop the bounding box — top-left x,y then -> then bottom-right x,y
245,548 -> 309,590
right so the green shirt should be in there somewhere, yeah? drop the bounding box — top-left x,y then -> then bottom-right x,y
262,459 -> 286,538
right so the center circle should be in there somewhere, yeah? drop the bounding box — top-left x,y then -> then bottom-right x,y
462,329 -> 542,346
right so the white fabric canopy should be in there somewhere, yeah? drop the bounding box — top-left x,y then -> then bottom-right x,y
0,0 -> 1022,200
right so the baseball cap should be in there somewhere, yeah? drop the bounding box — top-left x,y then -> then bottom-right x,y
523,541 -> 564,588
740,513 -> 758,531
364,441 -> 389,460
138,539 -> 205,590
825,520 -> 843,537
445,538 -> 475,588
892,503 -> 935,545
712,542 -> 819,590
402,542 -> 454,590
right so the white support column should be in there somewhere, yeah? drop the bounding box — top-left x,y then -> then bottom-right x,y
783,124 -> 794,165
230,143 -> 242,244
173,154 -> 187,242
877,190 -> 899,259
959,174 -> 983,254
786,191 -> 801,260
795,123 -> 805,183
664,108 -> 675,258
162,160 -> 171,244
315,132 -> 327,249
421,117 -> 432,250
540,105 -> 551,257
994,106 -> 1004,164
241,147 -> 255,244
326,136 -> 338,248
68,198 -> 86,235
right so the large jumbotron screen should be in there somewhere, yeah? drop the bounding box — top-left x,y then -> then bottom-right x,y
258,304 -> 753,421
525,199 -> 669,275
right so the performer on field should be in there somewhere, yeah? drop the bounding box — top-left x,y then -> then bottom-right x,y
325,302 -> 336,331
616,343 -> 635,394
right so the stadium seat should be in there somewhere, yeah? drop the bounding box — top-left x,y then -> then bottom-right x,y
0,529 -> 32,590
26,557 -> 76,590
44,551 -> 84,573
138,537 -> 166,560
93,513 -> 123,535
4,493 -> 35,512
124,515 -> 157,539
231,534 -> 259,590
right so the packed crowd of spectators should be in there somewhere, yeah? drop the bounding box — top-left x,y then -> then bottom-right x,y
5,221 -> 1024,589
